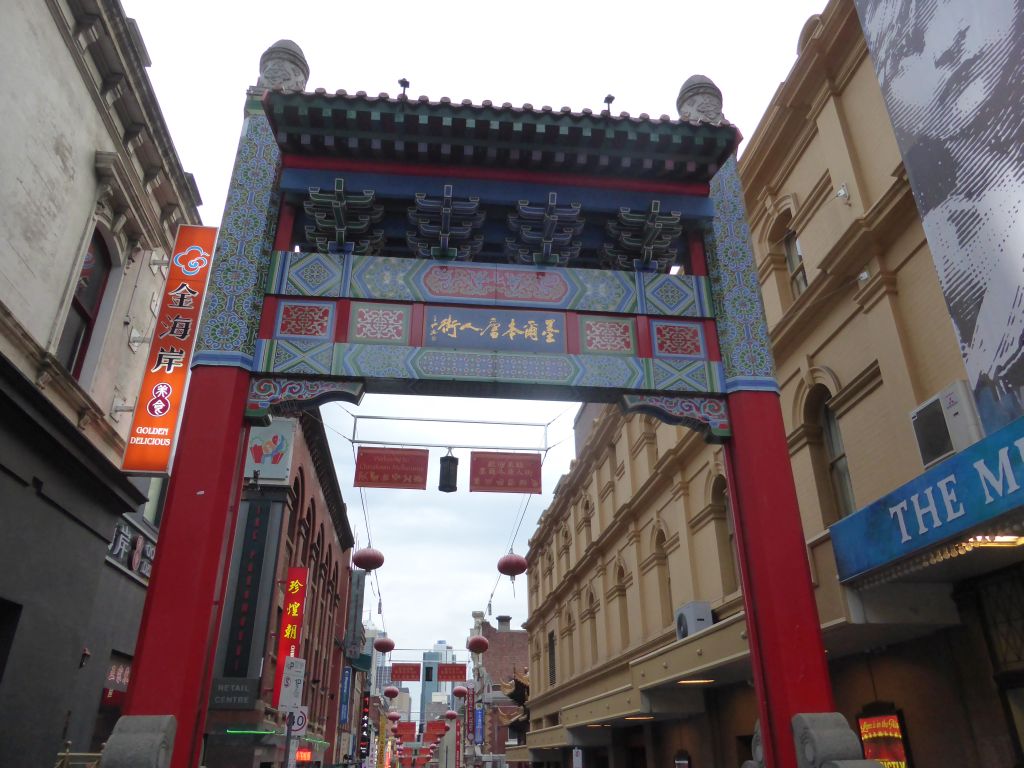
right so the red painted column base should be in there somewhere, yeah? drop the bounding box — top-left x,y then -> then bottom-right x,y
124,366 -> 251,768
724,390 -> 834,768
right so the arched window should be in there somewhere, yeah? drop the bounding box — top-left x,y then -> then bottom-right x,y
711,476 -> 740,595
653,529 -> 673,629
820,397 -> 855,518
615,565 -> 630,651
782,230 -> 807,299
57,230 -> 112,378
806,385 -> 856,523
587,590 -> 599,665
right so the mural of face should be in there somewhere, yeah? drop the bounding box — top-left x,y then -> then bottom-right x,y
863,0 -> 1016,141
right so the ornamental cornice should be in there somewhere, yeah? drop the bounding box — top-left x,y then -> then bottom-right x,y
688,501 -> 726,533
827,359 -> 883,419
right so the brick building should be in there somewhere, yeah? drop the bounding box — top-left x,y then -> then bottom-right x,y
469,613 -> 529,768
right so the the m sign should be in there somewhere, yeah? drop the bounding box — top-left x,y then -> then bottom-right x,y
832,417 -> 1024,581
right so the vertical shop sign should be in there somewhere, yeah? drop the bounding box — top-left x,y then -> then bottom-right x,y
122,225 -> 218,473
339,665 -> 353,725
465,688 -> 475,740
273,567 -> 308,707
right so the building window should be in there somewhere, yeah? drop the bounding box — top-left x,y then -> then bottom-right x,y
56,231 -> 112,378
547,631 -> 556,686
654,530 -> 673,629
141,476 -> 167,529
820,399 -> 855,517
783,231 -> 808,299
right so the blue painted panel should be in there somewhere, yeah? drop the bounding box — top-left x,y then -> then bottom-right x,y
831,417 -> 1024,582
281,168 -> 714,218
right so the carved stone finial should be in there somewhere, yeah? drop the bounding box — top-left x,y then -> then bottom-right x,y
257,40 -> 309,92
676,74 -> 725,125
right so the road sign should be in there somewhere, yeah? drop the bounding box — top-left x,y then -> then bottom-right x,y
291,705 -> 309,736
281,657 -> 306,711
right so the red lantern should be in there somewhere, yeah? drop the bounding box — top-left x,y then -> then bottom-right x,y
387,710 -> 401,722
466,635 -> 488,654
444,724 -> 451,733
444,709 -> 458,720
452,685 -> 468,698
384,685 -> 400,699
353,547 -> 385,571
391,726 -> 399,735
374,636 -> 396,654
498,551 -> 527,579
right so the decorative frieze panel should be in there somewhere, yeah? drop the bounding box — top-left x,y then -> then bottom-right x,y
265,251 -> 714,319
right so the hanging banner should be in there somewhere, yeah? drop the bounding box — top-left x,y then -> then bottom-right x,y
437,663 -> 466,683
389,662 -> 422,682
456,716 -> 462,768
465,688 -> 475,740
469,452 -> 542,494
853,1 -> 1024,433
425,720 -> 447,739
339,665 -> 353,725
354,447 -> 430,489
122,225 -> 217,473
273,567 -> 308,707
474,707 -> 483,746
396,721 -> 417,742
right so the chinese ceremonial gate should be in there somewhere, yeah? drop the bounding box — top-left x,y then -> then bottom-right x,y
121,43 -> 835,768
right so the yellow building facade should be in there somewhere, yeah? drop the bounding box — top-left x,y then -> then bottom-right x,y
518,1 -> 1024,766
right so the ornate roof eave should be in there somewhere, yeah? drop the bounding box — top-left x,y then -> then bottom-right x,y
262,90 -> 738,183
497,706 -> 528,727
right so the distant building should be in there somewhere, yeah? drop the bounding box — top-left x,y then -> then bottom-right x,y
468,613 -> 529,768
0,2 -> 200,765
419,640 -> 454,727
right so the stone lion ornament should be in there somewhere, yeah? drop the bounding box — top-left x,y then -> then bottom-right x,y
257,40 -> 309,92
676,74 -> 726,125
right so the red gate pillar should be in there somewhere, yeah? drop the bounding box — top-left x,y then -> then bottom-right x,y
725,390 -> 834,768
124,365 -> 251,768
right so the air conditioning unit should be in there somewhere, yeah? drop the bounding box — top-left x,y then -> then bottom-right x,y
674,601 -> 712,640
910,380 -> 983,469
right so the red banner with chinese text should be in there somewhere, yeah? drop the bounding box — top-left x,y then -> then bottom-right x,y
469,452 -> 542,493
122,225 -> 217,473
389,662 -> 422,681
272,567 -> 308,707
437,663 -> 466,682
395,721 -> 417,742
354,447 -> 430,489
466,687 -> 475,740
456,716 -> 462,768
425,720 -> 447,738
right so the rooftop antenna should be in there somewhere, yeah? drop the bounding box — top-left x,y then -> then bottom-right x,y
399,78 -> 410,97
603,94 -> 615,115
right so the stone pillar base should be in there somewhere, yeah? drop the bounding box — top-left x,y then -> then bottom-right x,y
740,714 -> 883,768
102,715 -> 176,768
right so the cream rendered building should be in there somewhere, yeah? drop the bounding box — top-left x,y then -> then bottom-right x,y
517,1 -> 1022,766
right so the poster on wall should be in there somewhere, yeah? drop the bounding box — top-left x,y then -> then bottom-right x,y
853,1 -> 1024,433
857,707 -> 911,768
243,419 -> 296,484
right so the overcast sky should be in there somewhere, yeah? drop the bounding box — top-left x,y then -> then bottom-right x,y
122,0 -> 826,705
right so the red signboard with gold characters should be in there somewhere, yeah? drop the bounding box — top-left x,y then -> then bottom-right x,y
272,567 -> 308,707
354,447 -> 430,489
122,225 -> 218,474
469,452 -> 542,493
436,662 -> 466,682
